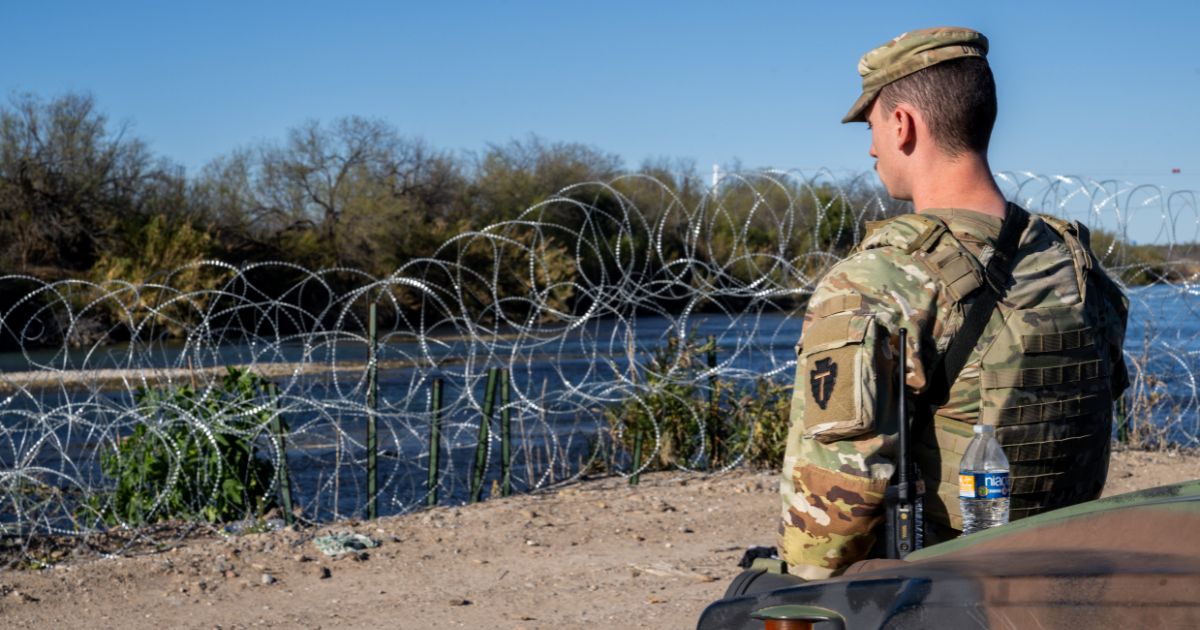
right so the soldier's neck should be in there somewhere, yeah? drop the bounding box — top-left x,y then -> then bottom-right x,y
910,152 -> 1007,219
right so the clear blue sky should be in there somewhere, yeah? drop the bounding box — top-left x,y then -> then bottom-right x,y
4,1 -> 1198,194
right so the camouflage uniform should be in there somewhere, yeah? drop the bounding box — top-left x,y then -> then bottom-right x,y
779,28 -> 1129,574
779,207 -> 1128,573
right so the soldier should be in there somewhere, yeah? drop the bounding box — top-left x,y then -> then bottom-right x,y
778,27 -> 1129,579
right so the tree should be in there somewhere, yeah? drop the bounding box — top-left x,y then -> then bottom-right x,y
241,116 -> 463,272
470,136 -> 623,224
0,92 -> 180,273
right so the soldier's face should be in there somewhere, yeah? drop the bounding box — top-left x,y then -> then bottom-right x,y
865,100 -> 910,200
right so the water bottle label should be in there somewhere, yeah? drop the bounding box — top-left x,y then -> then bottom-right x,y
959,472 -> 1010,499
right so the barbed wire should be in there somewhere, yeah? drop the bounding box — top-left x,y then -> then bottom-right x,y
0,170 -> 1197,558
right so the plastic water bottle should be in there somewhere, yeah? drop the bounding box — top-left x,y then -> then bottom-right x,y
959,424 -> 1010,535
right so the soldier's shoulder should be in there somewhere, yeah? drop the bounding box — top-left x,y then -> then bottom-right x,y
859,214 -> 944,252
811,240 -> 931,308
821,214 -> 935,281
819,243 -> 915,286
1027,213 -> 1101,253
830,212 -> 987,305
1034,213 -> 1081,239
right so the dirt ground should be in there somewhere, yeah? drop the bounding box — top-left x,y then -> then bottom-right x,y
1,448 -> 1197,630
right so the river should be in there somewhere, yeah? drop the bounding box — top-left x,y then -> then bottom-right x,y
1,283 -> 1197,522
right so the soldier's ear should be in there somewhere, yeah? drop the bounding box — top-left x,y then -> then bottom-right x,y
892,105 -> 918,154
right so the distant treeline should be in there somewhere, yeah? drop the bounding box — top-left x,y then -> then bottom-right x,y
0,92 -> 1191,350
0,92 -> 892,350
0,93 -> 894,278
1087,233 -> 1200,286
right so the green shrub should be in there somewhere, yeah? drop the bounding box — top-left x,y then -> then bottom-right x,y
90,367 -> 281,526
605,334 -> 792,472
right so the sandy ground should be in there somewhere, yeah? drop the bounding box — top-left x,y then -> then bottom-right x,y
1,448 -> 1197,630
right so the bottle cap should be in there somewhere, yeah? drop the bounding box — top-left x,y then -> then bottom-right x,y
973,424 -> 995,434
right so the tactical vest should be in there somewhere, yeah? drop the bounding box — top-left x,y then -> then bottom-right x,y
859,210 -> 1129,533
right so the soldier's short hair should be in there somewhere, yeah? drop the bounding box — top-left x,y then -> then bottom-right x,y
877,57 -> 997,156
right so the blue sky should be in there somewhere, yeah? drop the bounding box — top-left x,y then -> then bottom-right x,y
4,1 -> 1198,195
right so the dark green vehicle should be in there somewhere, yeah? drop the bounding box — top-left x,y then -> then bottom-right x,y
698,480 -> 1200,629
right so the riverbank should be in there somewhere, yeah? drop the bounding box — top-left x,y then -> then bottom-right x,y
0,360 -> 397,393
1,448 -> 1197,629
0,352 -> 493,393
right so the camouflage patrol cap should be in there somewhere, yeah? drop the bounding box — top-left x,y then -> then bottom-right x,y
842,27 -> 989,124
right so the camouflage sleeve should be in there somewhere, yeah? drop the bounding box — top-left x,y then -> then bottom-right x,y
779,245 -> 943,574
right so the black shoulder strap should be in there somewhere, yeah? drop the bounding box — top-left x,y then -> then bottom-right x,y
924,203 -> 1031,405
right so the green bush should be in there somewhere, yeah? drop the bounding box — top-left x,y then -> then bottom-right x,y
90,367 -> 281,526
605,334 -> 792,472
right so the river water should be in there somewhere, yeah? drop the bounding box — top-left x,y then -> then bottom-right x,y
1,284 -> 1197,521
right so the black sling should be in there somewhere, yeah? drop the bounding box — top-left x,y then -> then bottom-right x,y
924,203 -> 1031,406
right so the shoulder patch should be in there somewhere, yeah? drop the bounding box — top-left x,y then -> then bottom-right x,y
799,312 -> 883,442
810,357 -> 839,409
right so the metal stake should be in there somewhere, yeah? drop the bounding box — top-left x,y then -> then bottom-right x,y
426,378 -> 443,507
367,303 -> 379,519
470,368 -> 499,503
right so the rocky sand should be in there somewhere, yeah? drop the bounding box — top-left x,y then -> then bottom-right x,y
1,448 -> 1197,629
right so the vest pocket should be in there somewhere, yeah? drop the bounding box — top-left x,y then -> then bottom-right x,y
799,312 -> 884,442
975,302 -> 1112,518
